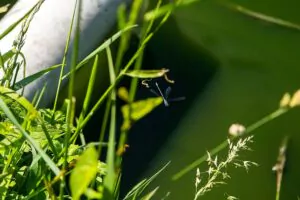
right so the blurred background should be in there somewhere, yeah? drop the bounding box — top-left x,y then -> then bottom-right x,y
127,0 -> 300,200
1,0 -> 300,199
122,0 -> 300,199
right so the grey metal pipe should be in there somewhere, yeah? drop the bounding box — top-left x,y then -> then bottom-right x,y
0,0 -> 132,106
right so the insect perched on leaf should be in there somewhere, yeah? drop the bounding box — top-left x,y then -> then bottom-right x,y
145,81 -> 185,107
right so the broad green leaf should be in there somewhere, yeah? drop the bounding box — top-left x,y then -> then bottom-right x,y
121,97 -> 163,131
124,68 -> 170,79
70,146 -> 98,200
84,188 -> 102,199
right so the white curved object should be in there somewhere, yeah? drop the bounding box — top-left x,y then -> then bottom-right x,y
0,0 -> 131,106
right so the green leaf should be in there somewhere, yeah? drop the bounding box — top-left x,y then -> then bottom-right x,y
0,4 -> 10,14
57,144 -> 80,166
62,25 -> 138,80
0,50 -> 14,74
141,187 -> 159,200
124,68 -> 170,79
0,97 -> 60,176
0,1 -> 42,40
117,87 -> 130,102
0,86 -> 38,116
14,64 -> 63,90
121,97 -> 163,131
84,188 -> 103,199
123,162 -> 170,200
70,146 -> 98,200
0,50 -> 14,68
144,0 -> 200,21
103,46 -> 117,196
225,3 -> 300,31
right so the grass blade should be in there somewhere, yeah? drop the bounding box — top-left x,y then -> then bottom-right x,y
0,86 -> 58,158
13,64 -> 62,90
141,187 -> 159,200
62,25 -> 138,80
60,0 -> 81,197
123,161 -> 170,200
172,108 -> 289,180
0,97 -> 60,175
77,34 -> 153,132
124,68 -> 170,79
103,46 -> 117,196
224,2 -> 300,31
0,0 -> 44,40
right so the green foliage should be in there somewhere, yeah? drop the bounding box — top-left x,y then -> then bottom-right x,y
0,0 -> 299,199
0,0 -> 173,199
70,146 -> 99,200
121,96 -> 163,131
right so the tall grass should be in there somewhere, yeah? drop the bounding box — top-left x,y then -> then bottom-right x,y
0,0 -> 299,199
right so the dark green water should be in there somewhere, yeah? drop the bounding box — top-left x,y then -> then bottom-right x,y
142,0 -> 300,199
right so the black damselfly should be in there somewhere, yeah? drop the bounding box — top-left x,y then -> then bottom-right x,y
147,81 -> 185,107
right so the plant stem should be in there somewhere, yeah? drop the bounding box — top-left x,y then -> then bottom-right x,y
172,108 -> 288,180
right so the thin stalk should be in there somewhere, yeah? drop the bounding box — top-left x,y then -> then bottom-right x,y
103,46 -> 117,194
172,108 -> 289,180
52,0 -> 77,114
144,0 -> 200,21
76,55 -> 100,145
273,136 -> 289,200
0,0 -> 44,40
97,99 -> 111,157
34,83 -> 47,108
116,0 -> 169,165
115,0 -> 143,72
75,34 -> 152,133
59,0 -> 81,197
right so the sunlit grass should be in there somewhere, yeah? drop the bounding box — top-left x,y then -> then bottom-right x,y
0,0 -> 299,199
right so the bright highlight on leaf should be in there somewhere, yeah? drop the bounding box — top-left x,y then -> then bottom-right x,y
289,89 -> 300,108
118,86 -> 130,102
70,146 -> 98,200
278,89 -> 300,108
0,4 -> 9,14
124,68 -> 170,79
0,86 -> 38,117
279,93 -> 291,108
124,68 -> 174,83
121,97 -> 163,131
